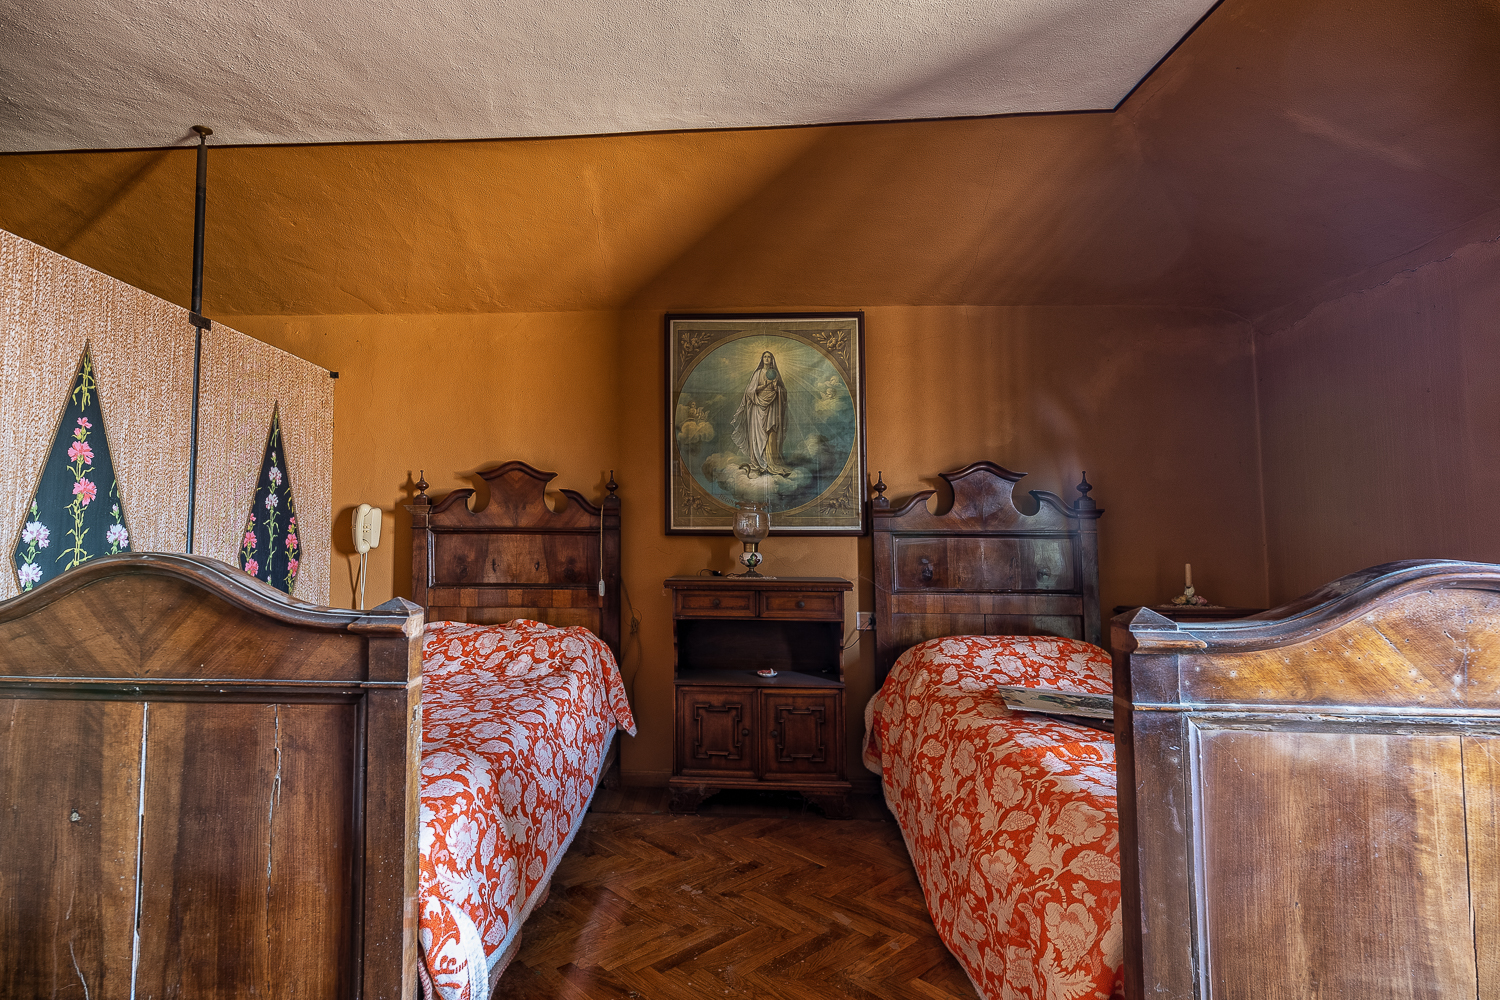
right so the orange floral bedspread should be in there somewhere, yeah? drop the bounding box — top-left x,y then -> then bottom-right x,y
863,635 -> 1123,1000
419,620 -> 636,1000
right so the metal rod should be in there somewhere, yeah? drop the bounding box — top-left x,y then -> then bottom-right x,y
186,125 -> 212,554
190,126 -> 210,314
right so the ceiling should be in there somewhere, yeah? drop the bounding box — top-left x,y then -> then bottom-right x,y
1,0 -> 1216,153
0,0 -> 1497,321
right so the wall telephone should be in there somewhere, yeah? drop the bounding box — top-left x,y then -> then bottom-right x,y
352,503 -> 382,609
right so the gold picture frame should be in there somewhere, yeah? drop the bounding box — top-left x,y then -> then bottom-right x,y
665,312 -> 867,535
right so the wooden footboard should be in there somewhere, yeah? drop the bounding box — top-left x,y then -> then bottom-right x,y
1114,559 -> 1500,1000
0,553 -> 423,1000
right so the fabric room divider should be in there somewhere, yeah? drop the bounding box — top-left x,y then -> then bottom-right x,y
0,228 -> 333,602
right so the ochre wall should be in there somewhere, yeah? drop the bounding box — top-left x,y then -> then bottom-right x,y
222,311 -> 622,611
1256,225 -> 1500,604
232,304 -> 1266,785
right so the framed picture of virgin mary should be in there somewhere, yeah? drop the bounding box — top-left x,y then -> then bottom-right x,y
665,312 -> 867,535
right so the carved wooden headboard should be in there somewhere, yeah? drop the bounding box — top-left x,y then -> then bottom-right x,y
408,462 -> 621,659
871,461 -> 1104,683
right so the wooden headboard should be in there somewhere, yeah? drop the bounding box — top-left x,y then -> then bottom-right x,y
408,462 -> 621,659
872,461 -> 1104,683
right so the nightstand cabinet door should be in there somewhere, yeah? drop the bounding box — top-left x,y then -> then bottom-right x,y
677,687 -> 756,778
759,691 -> 842,780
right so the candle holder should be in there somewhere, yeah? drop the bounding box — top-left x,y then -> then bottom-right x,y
1172,561 -> 1209,606
732,501 -> 770,577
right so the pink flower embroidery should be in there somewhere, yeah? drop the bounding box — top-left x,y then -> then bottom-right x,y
76,417 -> 91,430
243,531 -> 257,548
289,516 -> 297,526
286,532 -> 298,549
287,558 -> 299,575
244,557 -> 260,577
73,479 -> 97,506
67,440 -> 94,464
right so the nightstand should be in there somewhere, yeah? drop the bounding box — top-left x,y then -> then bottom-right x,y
665,575 -> 854,818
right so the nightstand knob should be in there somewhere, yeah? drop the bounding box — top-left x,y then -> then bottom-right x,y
742,728 -> 750,737
796,599 -> 806,608
770,729 -> 777,738
711,597 -> 721,607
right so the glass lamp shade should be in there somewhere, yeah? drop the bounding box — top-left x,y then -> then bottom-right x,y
732,502 -> 770,544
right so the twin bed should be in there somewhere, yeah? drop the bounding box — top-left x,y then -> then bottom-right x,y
0,460 -> 630,1000
6,455 -> 1493,1000
863,462 -> 1125,999
865,466 -> 1500,1000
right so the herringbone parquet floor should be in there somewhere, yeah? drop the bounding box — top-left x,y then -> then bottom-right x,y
494,797 -> 978,999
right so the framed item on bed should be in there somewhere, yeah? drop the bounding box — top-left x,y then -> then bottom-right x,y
665,312 -> 867,535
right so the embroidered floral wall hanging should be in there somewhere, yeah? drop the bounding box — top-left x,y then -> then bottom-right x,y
239,404 -> 300,595
13,345 -> 131,592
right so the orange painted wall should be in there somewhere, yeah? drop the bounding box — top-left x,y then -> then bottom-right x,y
233,303 -> 1266,785
1256,228 -> 1500,603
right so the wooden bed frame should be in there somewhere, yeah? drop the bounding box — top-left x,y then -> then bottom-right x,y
1114,559 -> 1500,1000
407,462 -> 621,660
0,553 -> 422,999
872,461 -> 1104,682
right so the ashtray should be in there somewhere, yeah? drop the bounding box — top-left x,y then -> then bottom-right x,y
756,668 -> 779,678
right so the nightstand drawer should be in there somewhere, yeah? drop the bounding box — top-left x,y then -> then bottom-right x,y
760,590 -> 842,619
676,589 -> 755,617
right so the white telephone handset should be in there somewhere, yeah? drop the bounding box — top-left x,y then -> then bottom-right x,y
352,503 -> 382,554
352,504 -> 382,609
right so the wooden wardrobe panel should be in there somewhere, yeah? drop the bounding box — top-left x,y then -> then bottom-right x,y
1195,727 -> 1475,1000
134,701 -> 358,999
1467,736 -> 1500,1000
0,698 -> 141,999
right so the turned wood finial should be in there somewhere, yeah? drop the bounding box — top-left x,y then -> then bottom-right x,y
415,470 -> 429,505
872,471 -> 889,509
1074,471 -> 1095,510
606,470 -> 618,500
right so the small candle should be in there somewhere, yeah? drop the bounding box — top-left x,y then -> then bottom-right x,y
1185,563 -> 1193,589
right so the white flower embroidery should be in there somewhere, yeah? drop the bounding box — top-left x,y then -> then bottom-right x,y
21,522 -> 49,548
18,563 -> 42,588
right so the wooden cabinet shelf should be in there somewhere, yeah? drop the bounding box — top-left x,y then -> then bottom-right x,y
666,575 -> 853,818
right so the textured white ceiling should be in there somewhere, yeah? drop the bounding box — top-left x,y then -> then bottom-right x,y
0,0 -> 1215,152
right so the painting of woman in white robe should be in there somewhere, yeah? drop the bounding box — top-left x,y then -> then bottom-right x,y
731,351 -> 790,477
668,315 -> 865,532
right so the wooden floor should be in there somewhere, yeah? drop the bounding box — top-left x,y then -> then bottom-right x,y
495,789 -> 978,999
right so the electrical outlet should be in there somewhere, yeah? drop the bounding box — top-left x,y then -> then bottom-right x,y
856,612 -> 874,631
